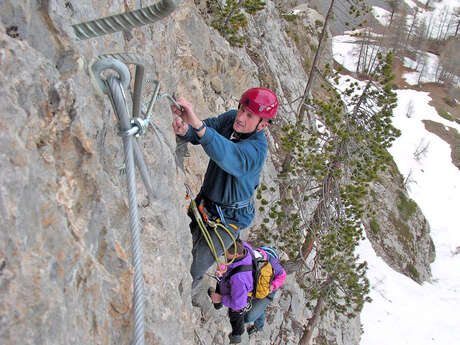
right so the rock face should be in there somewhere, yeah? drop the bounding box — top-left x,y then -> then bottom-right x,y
0,2 -> 195,345
363,165 -> 435,283
0,1 -> 434,345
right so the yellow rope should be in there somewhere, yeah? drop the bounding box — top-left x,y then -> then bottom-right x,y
189,198 -> 238,271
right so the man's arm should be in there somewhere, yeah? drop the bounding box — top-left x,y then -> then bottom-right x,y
171,97 -> 267,177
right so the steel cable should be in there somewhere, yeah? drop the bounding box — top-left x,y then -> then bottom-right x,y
94,56 -> 185,345
82,2 -> 181,343
106,75 -> 145,345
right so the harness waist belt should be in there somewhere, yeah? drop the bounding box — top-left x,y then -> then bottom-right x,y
205,197 -> 253,210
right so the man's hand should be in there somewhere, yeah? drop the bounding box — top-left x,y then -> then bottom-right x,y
171,96 -> 206,137
172,116 -> 188,136
171,96 -> 202,129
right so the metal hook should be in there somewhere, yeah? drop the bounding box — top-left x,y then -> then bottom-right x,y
184,183 -> 195,199
92,57 -> 131,94
160,93 -> 183,113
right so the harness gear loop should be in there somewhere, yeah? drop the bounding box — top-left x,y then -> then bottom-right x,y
184,184 -> 239,270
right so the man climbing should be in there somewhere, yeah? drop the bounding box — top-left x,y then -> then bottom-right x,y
208,240 -> 254,344
171,88 -> 278,293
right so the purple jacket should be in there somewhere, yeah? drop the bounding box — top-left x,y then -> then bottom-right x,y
218,242 -> 254,310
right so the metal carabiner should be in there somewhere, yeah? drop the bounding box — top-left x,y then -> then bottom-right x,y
184,183 -> 195,200
160,93 -> 184,113
145,80 -> 184,114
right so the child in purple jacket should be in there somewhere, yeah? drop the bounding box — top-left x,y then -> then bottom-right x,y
209,240 -> 254,344
209,241 -> 287,343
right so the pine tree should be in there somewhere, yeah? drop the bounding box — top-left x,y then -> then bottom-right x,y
258,52 -> 400,345
208,0 -> 266,46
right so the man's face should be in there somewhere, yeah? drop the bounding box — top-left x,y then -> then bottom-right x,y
233,105 -> 264,133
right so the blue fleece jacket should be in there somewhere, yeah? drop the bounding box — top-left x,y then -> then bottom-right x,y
218,242 -> 254,310
181,110 -> 268,229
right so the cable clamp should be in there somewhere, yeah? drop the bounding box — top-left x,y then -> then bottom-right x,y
131,118 -> 149,136
118,118 -> 151,137
118,124 -> 139,137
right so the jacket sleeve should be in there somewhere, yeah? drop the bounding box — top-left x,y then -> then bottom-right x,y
179,110 -> 235,145
270,258 -> 286,291
221,274 -> 251,311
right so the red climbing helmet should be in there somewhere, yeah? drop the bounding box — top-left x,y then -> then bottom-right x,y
239,88 -> 279,119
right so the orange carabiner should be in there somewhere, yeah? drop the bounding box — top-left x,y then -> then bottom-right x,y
198,205 -> 209,223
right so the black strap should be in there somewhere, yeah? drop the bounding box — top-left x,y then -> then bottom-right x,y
228,264 -> 252,278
